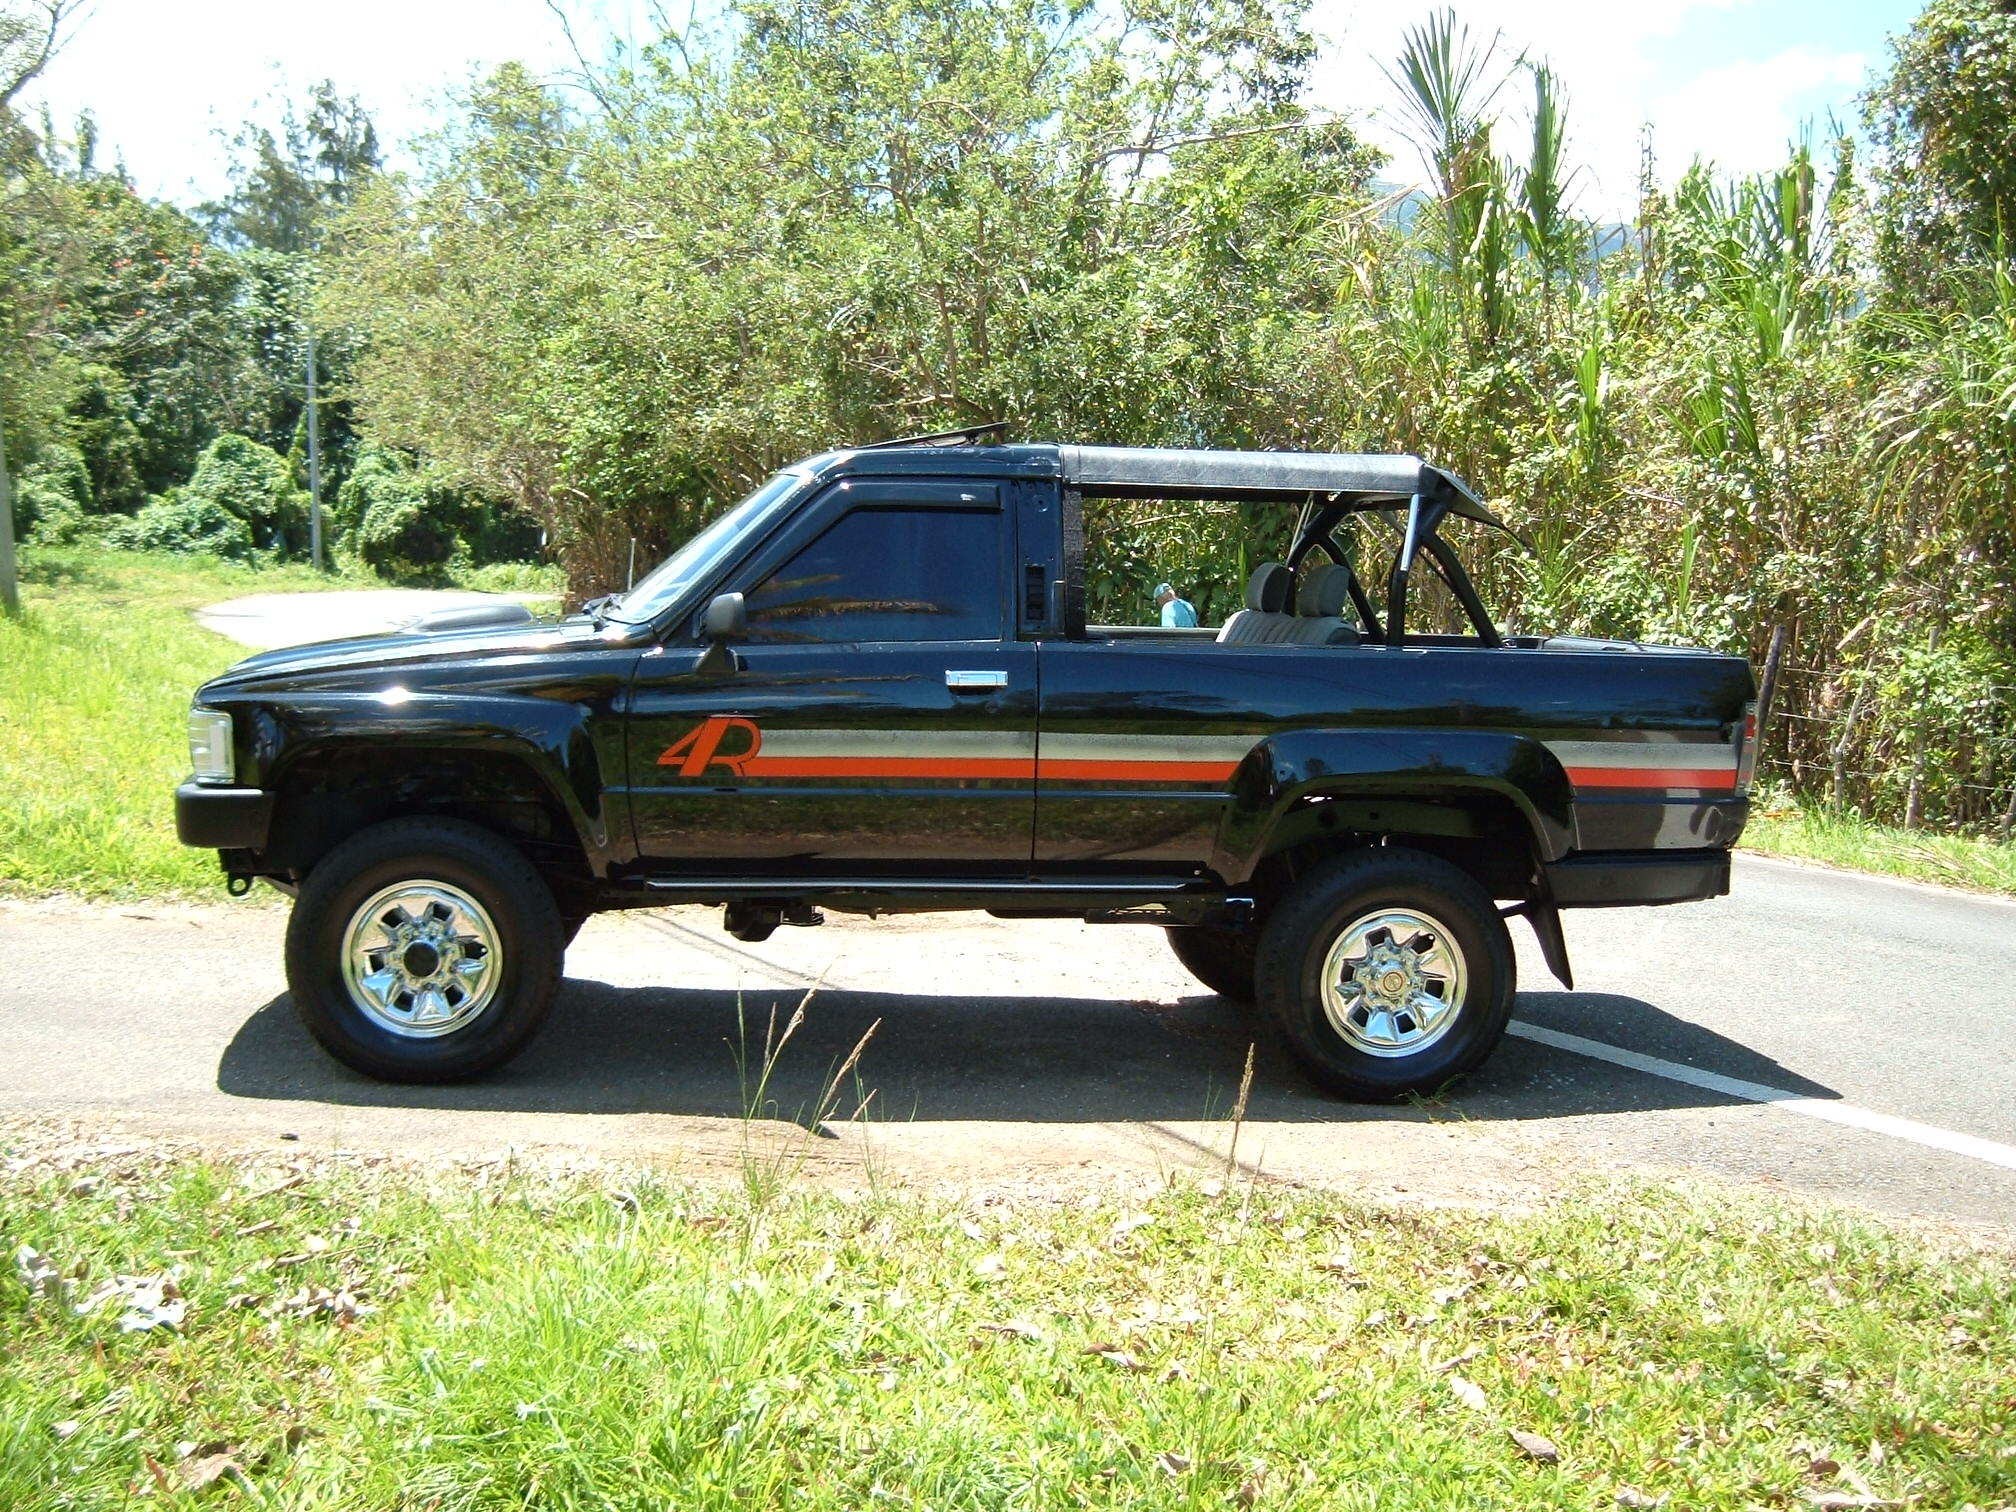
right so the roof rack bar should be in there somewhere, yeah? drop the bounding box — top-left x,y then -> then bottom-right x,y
857,422 -> 1010,450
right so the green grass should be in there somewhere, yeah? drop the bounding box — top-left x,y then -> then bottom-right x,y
0,547 -> 348,898
1744,797 -> 2016,898
1,1151 -> 2010,1510
0,546 -> 563,900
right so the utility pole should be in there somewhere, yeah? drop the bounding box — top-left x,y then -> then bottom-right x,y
304,318 -> 323,570
0,401 -> 19,617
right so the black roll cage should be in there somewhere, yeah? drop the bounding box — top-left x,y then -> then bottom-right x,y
1281,480 -> 1507,649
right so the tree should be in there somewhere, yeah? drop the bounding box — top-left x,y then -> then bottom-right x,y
0,0 -> 87,613
202,81 -> 381,255
1867,0 -> 2016,290
325,0 -> 1377,598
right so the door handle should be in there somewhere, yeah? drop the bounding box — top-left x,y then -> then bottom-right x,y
945,669 -> 1009,691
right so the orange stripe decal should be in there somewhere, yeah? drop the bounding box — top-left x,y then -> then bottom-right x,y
1037,758 -> 1240,783
744,756 -> 1033,779
1566,766 -> 1738,791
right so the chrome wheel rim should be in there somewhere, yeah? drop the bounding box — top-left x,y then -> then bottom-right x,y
1320,908 -> 1467,1059
340,881 -> 502,1038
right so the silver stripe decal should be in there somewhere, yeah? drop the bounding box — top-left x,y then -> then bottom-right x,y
1040,733 -> 1263,762
1546,740 -> 1736,770
758,729 -> 1036,758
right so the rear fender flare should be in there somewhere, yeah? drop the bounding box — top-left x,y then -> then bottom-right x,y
1209,728 -> 1575,886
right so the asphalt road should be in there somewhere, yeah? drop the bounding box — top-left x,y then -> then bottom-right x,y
3,856 -> 2013,1226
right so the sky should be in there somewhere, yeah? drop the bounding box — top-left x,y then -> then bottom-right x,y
26,0 -> 1922,220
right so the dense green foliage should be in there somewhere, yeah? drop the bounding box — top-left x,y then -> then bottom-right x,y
315,0 -> 2016,831
0,54 -> 530,581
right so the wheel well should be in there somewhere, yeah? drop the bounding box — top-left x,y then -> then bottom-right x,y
1251,792 -> 1540,905
260,748 -> 593,904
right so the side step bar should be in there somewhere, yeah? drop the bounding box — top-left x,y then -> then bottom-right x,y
633,874 -> 1226,922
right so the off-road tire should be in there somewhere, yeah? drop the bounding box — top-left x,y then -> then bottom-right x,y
1255,847 -> 1514,1101
285,817 -> 563,1083
1165,923 -> 1258,1003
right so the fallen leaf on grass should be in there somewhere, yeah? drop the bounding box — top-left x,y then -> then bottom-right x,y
1084,1343 -> 1146,1372
1447,1374 -> 1487,1411
977,1319 -> 1046,1343
15,1245 -> 60,1300
74,1274 -> 185,1332
177,1452 -> 242,1494
1508,1429 -> 1559,1464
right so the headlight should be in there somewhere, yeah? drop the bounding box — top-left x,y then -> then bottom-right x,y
188,707 -> 235,785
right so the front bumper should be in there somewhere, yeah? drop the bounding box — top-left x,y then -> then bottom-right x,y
174,780 -> 274,851
1544,848 -> 1730,908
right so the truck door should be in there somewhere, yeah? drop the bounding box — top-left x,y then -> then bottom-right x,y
624,479 -> 1037,875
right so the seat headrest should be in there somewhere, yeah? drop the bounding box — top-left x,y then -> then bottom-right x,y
1295,562 -> 1353,618
1245,562 -> 1291,613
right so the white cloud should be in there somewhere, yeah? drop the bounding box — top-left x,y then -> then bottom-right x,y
1651,45 -> 1866,179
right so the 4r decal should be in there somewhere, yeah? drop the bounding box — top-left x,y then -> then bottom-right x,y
658,716 -> 762,776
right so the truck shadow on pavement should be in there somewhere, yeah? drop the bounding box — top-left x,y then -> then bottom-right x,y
215,978 -> 1839,1125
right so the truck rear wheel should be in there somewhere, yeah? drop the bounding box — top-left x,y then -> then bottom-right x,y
284,817 -> 563,1083
1255,847 -> 1513,1101
1165,923 -> 1257,1003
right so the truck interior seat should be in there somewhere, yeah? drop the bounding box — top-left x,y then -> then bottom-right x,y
1289,563 -> 1362,645
1216,562 -> 1299,644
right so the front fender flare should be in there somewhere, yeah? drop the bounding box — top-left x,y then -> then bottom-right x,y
244,690 -> 618,868
1208,727 -> 1576,886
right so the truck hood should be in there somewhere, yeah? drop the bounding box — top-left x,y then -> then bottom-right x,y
200,617 -> 629,695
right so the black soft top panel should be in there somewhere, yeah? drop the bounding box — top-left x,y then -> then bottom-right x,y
1056,445 -> 1507,530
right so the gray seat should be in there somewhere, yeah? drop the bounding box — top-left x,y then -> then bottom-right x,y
1215,562 -> 1298,644
1288,562 -> 1362,645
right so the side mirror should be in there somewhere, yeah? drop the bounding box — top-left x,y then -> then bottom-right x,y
696,592 -> 746,676
700,592 -> 747,641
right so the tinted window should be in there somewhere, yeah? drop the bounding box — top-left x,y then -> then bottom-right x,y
744,506 -> 1002,643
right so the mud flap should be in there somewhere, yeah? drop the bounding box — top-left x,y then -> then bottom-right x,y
1504,892 -> 1574,990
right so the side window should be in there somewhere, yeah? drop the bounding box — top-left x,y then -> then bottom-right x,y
743,506 -> 1003,644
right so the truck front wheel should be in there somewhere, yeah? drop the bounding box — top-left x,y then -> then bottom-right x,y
1255,848 -> 1514,1101
284,817 -> 563,1082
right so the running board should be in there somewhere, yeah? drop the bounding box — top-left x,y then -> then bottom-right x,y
639,876 -> 1195,898
631,874 -> 1220,921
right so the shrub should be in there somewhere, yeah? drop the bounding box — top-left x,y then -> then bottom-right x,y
105,491 -> 257,561
185,434 -> 306,553
24,443 -> 93,511
23,486 -> 91,544
332,442 -> 416,549
358,492 -> 459,577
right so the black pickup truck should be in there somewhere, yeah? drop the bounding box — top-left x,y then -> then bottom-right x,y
177,436 -> 1756,1099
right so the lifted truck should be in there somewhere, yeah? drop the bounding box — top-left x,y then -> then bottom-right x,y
176,435 -> 1756,1099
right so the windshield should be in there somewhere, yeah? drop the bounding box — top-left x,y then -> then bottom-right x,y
605,472 -> 804,625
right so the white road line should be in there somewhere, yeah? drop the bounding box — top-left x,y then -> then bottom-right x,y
1508,1021 -> 2016,1173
